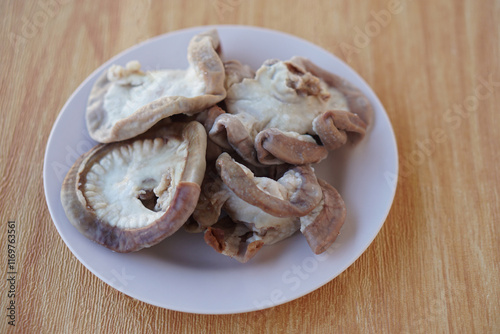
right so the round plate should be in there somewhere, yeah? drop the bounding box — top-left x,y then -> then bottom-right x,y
43,25 -> 398,314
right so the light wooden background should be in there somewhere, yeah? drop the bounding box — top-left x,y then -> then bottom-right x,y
1,0 -> 499,333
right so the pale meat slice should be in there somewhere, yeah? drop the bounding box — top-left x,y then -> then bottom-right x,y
212,57 -> 372,165
190,153 -> 348,261
189,153 -> 320,262
86,29 -> 226,143
60,121 -> 207,252
287,56 -> 372,150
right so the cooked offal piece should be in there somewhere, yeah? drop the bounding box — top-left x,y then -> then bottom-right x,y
210,57 -> 372,165
86,29 -> 226,143
193,153 -> 346,262
60,121 -> 207,252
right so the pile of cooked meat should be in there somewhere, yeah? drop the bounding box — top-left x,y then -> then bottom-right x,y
61,29 -> 373,262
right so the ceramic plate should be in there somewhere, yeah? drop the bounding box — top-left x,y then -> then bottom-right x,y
43,25 -> 398,314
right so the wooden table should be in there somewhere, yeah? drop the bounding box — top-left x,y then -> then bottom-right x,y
1,0 -> 498,332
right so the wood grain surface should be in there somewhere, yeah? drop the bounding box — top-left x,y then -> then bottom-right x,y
1,0 -> 499,333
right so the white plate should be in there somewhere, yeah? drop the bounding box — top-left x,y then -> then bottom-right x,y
43,25 -> 398,314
